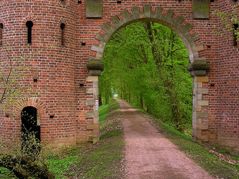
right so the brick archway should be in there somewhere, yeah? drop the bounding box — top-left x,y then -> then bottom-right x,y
87,5 -> 210,143
14,97 -> 47,125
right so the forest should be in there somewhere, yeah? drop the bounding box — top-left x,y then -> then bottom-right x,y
100,21 -> 193,133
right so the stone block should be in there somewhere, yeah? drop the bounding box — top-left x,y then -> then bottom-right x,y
86,0 -> 103,18
95,34 -> 104,41
111,16 -> 120,26
101,22 -> 112,32
182,23 -> 193,33
91,45 -> 103,53
196,76 -> 209,82
120,10 -> 131,22
197,88 -> 208,94
191,33 -> 200,41
192,0 -> 210,19
89,70 -> 102,76
199,120 -> 208,130
86,76 -> 98,82
163,9 -> 174,22
198,100 -> 209,106
86,111 -> 95,118
200,130 -> 209,141
87,124 -> 99,130
174,16 -> 185,25
191,70 -> 207,76
86,99 -> 95,106
152,6 -> 163,19
86,88 -> 93,94
197,94 -> 202,100
194,44 -> 204,51
197,112 -> 208,118
143,4 -> 151,18
166,9 -> 174,18
131,6 -> 140,19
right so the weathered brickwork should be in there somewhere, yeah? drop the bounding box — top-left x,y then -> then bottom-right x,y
0,0 -> 238,151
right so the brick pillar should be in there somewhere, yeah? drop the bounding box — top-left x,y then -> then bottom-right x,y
192,76 -> 209,142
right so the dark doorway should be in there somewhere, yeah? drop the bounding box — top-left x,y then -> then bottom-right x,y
21,107 -> 40,148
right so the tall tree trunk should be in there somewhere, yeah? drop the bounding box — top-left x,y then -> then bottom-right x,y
144,22 -> 183,131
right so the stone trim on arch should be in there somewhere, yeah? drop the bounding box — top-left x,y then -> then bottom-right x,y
14,97 -> 47,125
91,4 -> 204,62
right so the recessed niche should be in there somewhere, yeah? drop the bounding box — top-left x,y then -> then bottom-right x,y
0,23 -> 3,46
86,0 -> 103,18
192,0 -> 210,19
60,23 -> 66,46
33,78 -> 38,83
50,114 -> 55,119
26,21 -> 33,44
233,23 -> 238,46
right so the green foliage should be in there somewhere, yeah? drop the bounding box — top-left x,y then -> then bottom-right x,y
47,148 -> 79,179
214,5 -> 239,41
0,133 -> 54,179
99,99 -> 119,124
100,21 -> 192,132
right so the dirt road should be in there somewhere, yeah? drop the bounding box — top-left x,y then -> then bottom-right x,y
119,100 -> 212,179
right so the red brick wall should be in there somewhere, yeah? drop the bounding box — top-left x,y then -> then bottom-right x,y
215,0 -> 239,150
0,0 -> 78,146
0,0 -> 238,150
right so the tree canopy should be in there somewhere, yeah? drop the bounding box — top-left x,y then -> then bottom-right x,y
100,21 -> 193,132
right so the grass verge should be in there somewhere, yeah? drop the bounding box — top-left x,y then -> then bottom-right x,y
66,100 -> 124,179
47,100 -> 124,179
147,114 -> 239,179
99,100 -> 119,124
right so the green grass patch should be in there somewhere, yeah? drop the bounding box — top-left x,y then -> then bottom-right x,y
47,147 -> 79,179
66,101 -> 124,179
47,100 -> 123,179
0,167 -> 16,179
67,132 -> 124,179
150,116 -> 239,179
99,100 -> 119,124
99,104 -> 110,124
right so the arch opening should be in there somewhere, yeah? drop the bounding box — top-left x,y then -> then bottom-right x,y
87,6 -> 210,143
21,106 -> 40,149
99,21 -> 193,132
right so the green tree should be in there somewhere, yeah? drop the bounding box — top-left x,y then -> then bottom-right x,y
100,21 -> 192,132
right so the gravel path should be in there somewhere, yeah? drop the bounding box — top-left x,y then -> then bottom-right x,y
119,100 -> 213,179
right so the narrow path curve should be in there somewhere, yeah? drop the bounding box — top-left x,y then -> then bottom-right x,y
119,100 -> 213,179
